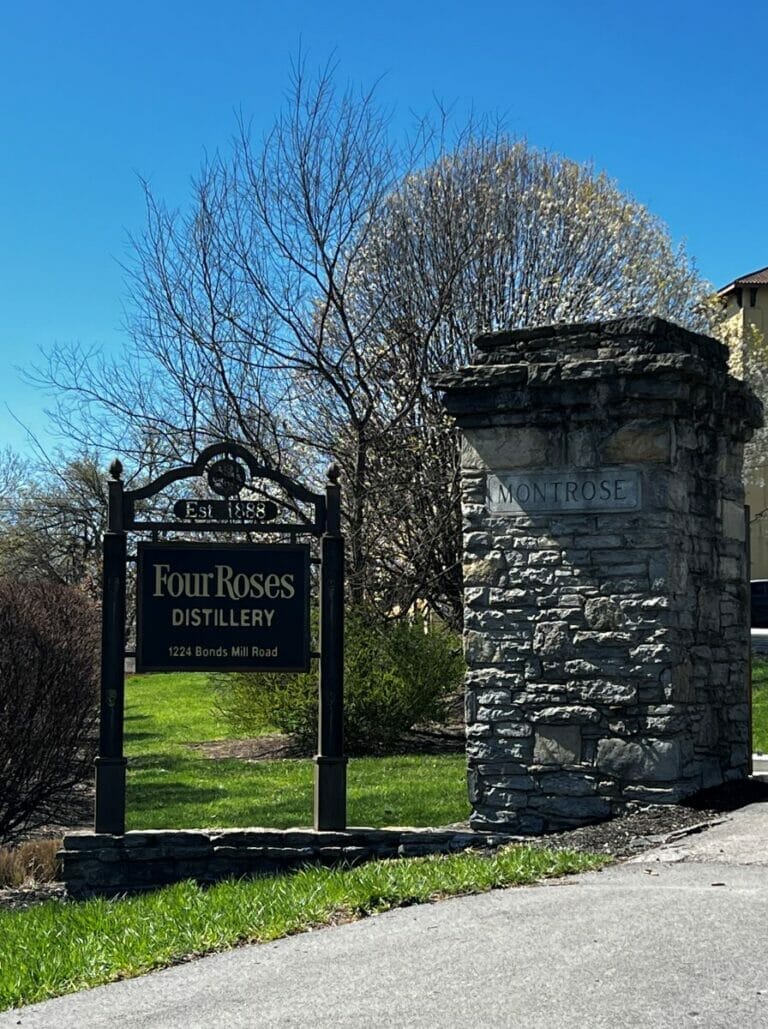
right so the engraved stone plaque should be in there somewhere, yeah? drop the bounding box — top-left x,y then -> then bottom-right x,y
487,468 -> 641,514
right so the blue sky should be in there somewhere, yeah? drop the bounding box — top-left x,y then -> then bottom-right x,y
1,0 -> 765,455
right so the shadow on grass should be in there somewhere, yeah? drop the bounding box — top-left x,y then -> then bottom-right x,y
124,732 -> 156,744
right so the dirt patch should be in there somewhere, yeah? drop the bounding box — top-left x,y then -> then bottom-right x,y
188,735 -> 307,761
187,726 -> 467,762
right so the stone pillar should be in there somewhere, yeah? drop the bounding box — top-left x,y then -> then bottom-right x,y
434,317 -> 762,832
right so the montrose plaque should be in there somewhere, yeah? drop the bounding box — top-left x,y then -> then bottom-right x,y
487,468 -> 641,514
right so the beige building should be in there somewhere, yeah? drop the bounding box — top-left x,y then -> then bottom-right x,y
718,266 -> 768,578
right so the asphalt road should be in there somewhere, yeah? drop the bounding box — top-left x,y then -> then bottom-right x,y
4,800 -> 768,1029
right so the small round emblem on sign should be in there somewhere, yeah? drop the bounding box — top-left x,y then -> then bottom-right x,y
207,458 -> 247,497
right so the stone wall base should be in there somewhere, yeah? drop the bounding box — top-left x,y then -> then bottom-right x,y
59,826 -> 513,898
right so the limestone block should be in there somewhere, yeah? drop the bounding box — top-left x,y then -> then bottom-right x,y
466,737 -> 530,761
620,784 -> 686,802
464,550 -> 507,586
564,658 -> 600,675
489,587 -> 534,607
465,609 -> 512,631
572,681 -> 637,705
596,738 -> 681,781
476,761 -> 530,775
720,499 -> 746,542
695,707 -> 716,749
495,721 -> 534,738
463,587 -> 488,608
476,705 -> 514,723
584,597 -> 624,631
661,661 -> 695,703
461,427 -> 557,470
528,549 -> 561,565
533,621 -> 572,657
719,555 -> 742,582
533,725 -> 582,765
464,631 -> 515,665
537,771 -> 598,796
529,794 -> 611,820
534,705 -> 602,724
475,689 -> 512,706
566,427 -> 598,467
483,783 -> 536,804
464,530 -> 492,550
601,420 -> 672,463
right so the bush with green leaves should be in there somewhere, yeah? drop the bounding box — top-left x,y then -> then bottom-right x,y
214,609 -> 464,754
0,579 -> 99,844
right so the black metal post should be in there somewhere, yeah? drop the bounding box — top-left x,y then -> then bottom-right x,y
314,465 -> 347,830
94,464 -> 128,834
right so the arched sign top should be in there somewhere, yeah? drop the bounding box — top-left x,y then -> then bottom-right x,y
124,442 -> 324,508
110,442 -> 334,537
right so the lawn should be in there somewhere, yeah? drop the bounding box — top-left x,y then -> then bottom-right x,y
752,659 -> 768,753
125,661 -> 768,829
0,674 -> 608,1012
124,673 -> 469,830
0,845 -> 607,1011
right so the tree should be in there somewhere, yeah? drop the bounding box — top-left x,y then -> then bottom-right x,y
31,63 -> 716,623
0,450 -> 108,596
336,141 -> 715,621
722,321 -> 768,487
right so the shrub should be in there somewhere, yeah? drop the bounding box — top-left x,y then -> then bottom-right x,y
0,838 -> 61,886
0,579 -> 99,844
214,609 -> 464,754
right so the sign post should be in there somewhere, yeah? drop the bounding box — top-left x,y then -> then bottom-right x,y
94,465 -> 128,834
95,444 -> 346,835
315,466 -> 346,830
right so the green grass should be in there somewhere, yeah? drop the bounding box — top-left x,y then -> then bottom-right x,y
0,846 -> 608,1011
124,673 -> 469,829
753,659 -> 768,753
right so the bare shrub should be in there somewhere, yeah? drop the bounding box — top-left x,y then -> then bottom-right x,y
0,579 -> 99,844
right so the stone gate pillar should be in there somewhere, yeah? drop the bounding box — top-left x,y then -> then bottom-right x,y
435,317 -> 762,832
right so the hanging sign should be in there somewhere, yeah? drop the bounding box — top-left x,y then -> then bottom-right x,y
136,542 -> 311,672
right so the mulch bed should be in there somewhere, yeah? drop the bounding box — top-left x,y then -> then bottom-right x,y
187,726 -> 467,761
522,777 -> 768,860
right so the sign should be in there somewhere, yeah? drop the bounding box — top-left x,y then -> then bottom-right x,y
173,498 -> 279,523
136,542 -> 311,672
487,468 -> 641,514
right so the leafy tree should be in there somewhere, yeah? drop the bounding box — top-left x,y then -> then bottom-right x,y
341,141 -> 715,622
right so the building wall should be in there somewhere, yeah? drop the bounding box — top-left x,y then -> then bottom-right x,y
724,284 -> 768,578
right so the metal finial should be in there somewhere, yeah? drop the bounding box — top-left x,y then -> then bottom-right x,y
327,462 -> 340,484
109,459 -> 123,481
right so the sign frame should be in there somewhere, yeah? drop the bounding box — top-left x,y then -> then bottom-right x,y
95,442 -> 346,837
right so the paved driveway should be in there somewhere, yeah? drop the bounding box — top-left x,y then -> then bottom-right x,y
3,800 -> 768,1029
